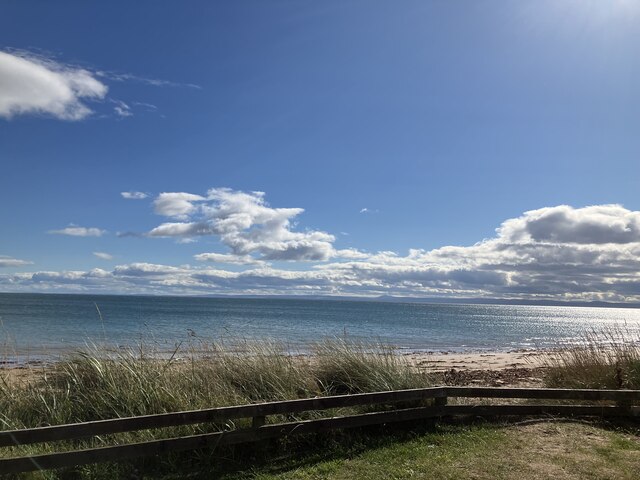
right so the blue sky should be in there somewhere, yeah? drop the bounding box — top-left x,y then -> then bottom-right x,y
2,1 -> 640,301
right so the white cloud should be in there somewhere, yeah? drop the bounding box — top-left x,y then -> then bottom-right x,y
0,256 -> 32,268
194,252 -> 264,265
148,221 -> 206,237
113,262 -> 183,277
153,192 -> 206,219
0,50 -> 201,122
149,188 -> 336,261
97,71 -> 201,90
112,99 -> 132,117
176,237 -> 198,244
30,268 -> 111,286
93,252 -> 114,260
498,204 -> 640,244
8,203 -> 640,302
49,226 -> 106,237
121,191 -> 148,200
0,50 -> 107,120
132,102 -> 158,111
334,248 -> 370,259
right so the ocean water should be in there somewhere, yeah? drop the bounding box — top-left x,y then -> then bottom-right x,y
1,293 -> 640,362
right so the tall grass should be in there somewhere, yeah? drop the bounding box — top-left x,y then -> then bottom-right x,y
0,338 -> 430,478
313,338 -> 426,394
543,328 -> 640,389
204,340 -> 317,402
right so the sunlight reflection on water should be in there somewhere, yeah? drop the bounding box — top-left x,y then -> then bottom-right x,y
1,293 -> 640,362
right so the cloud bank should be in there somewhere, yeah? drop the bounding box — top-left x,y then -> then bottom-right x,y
0,50 -> 107,120
5,200 -> 640,302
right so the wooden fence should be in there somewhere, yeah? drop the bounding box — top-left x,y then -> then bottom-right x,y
1,386 -> 639,474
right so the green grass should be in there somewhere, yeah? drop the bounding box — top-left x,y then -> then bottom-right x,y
235,422 -> 640,480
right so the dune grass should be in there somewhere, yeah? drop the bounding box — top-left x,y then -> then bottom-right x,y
3,329 -> 640,479
0,338 -> 429,479
0,338 -> 427,428
543,328 -> 640,389
312,338 -> 426,395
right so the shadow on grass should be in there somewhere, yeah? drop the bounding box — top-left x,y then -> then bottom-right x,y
14,416 -> 639,479
213,416 -> 640,480
131,421 -> 444,480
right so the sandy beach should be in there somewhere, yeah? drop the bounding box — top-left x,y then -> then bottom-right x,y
405,350 -> 551,388
1,350 -> 553,388
407,350 -> 549,372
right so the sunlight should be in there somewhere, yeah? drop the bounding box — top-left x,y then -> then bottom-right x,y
565,0 -> 639,19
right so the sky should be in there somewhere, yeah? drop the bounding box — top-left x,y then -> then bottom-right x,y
1,0 -> 640,302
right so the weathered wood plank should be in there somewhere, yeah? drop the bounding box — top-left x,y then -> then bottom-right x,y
0,387 -> 445,447
445,387 -> 640,401
440,404 -> 640,417
0,406 -> 438,473
1,387 -> 638,448
1,404 -> 637,474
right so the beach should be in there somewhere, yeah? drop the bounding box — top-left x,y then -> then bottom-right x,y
408,349 -> 547,371
1,349 -> 552,388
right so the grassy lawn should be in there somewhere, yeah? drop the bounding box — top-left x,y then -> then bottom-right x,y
230,422 -> 640,480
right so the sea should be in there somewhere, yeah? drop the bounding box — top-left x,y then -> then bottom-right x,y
1,292 -> 640,363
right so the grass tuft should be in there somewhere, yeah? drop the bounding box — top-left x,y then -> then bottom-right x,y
543,327 -> 640,389
203,340 -> 317,402
313,338 -> 428,395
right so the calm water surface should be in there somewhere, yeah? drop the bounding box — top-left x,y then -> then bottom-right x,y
1,293 -> 640,362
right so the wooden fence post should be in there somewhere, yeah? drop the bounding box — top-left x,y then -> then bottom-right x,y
435,396 -> 448,407
252,416 -> 266,428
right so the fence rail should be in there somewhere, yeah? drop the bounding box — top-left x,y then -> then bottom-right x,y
1,386 -> 639,474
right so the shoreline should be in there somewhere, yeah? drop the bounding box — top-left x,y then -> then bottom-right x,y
0,348 -> 551,369
1,349 -> 553,387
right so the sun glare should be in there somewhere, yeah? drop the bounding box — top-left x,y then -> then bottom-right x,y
578,0 -> 639,18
